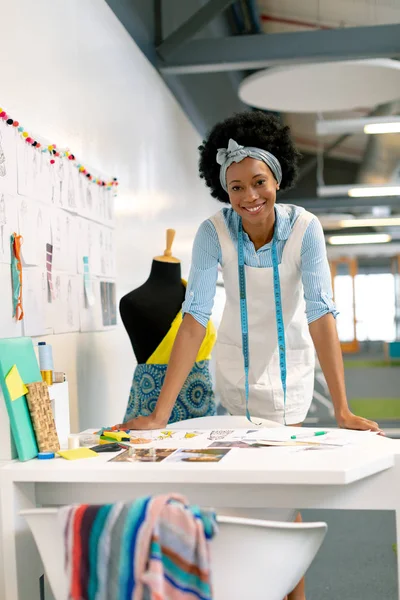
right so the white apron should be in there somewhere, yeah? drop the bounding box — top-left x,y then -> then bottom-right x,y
211,208 -> 315,425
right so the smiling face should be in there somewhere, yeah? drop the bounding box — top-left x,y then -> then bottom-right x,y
226,157 -> 279,229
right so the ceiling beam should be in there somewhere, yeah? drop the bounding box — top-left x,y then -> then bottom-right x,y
157,0 -> 236,59
159,23 -> 400,74
280,196 -> 400,212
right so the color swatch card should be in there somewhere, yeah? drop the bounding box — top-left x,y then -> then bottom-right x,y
83,256 -> 95,307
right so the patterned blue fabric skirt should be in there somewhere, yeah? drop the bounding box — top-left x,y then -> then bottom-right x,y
123,360 -> 216,424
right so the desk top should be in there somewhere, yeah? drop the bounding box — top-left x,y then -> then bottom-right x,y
1,433 -> 397,486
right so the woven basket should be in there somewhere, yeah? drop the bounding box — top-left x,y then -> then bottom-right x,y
26,382 -> 60,453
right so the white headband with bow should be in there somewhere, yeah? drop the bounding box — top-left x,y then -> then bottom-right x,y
216,138 -> 282,192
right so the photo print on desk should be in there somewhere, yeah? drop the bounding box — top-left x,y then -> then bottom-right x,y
110,448 -> 177,463
166,448 -> 231,463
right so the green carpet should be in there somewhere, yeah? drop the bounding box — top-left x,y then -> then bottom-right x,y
344,360 -> 400,368
350,398 -> 400,420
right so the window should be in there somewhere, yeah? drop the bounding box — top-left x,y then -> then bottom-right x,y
333,272 -> 396,343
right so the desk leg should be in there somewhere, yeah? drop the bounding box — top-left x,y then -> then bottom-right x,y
0,476 -> 42,600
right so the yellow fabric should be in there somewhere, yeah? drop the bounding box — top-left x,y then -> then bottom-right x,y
147,280 -> 216,365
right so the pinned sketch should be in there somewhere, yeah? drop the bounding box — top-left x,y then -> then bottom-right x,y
0,263 -> 22,337
60,160 -> 78,213
22,267 -> 53,337
46,243 -> 55,301
100,281 -> 117,326
98,226 -> 116,277
0,193 -> 18,264
77,177 -> 115,226
18,198 -> 51,266
16,136 -> 44,200
51,209 -> 77,272
79,275 -> 103,332
0,121 -> 18,194
78,218 -> 100,275
52,272 -> 80,333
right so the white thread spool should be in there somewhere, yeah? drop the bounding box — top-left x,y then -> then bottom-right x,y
68,435 -> 80,450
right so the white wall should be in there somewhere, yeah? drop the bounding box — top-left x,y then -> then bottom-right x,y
0,0 -> 219,430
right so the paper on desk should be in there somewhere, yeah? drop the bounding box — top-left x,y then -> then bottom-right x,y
244,428 -> 378,446
5,365 -> 28,401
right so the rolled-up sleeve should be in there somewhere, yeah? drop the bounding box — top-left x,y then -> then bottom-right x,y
182,219 -> 220,328
300,217 -> 339,324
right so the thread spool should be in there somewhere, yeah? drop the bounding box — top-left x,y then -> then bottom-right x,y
38,342 -> 54,372
53,372 -> 66,384
68,435 -> 80,450
41,370 -> 53,386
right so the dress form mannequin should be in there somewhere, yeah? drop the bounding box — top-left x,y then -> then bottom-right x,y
119,229 -> 186,364
120,230 -> 217,424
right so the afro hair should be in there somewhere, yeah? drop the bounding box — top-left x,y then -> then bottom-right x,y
198,111 -> 301,203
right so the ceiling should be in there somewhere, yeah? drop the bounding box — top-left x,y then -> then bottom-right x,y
105,0 -> 400,249
257,0 -> 400,31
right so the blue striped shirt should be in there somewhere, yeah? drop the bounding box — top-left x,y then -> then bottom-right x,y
182,204 -> 338,328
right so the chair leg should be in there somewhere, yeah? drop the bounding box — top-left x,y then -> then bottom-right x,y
287,513 -> 306,600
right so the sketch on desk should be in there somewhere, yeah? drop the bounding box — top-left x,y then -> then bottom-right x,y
208,430 -> 234,441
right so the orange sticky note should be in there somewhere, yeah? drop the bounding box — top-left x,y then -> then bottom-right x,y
5,365 -> 28,401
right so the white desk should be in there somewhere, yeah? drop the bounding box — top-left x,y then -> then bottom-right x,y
0,434 -> 399,600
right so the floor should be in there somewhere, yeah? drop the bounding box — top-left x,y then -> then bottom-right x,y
304,509 -> 397,600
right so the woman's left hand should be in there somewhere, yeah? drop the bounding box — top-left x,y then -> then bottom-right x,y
110,414 -> 167,431
336,410 -> 384,435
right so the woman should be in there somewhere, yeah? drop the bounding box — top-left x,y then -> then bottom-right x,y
117,111 -> 380,434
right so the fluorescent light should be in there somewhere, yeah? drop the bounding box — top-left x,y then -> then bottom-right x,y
364,122 -> 400,134
317,116 -> 400,136
317,184 -> 400,198
339,217 -> 400,228
348,186 -> 400,198
328,233 -> 392,245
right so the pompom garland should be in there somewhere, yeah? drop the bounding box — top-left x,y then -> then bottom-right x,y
0,105 -> 118,191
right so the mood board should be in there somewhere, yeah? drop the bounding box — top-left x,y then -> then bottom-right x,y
0,117 -> 117,338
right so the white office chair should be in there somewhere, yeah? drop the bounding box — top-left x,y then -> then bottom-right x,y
21,508 -> 326,600
212,516 -> 327,600
169,414 -> 281,429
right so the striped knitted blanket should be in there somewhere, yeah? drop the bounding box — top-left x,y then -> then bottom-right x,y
58,494 -> 217,600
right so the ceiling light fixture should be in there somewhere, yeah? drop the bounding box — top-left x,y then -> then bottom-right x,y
327,233 -> 392,245
317,116 -> 400,136
348,186 -> 400,198
339,217 -> 400,228
364,122 -> 400,134
317,184 -> 400,198
321,217 -> 400,230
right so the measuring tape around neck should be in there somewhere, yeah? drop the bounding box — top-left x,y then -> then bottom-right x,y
237,219 -> 287,425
